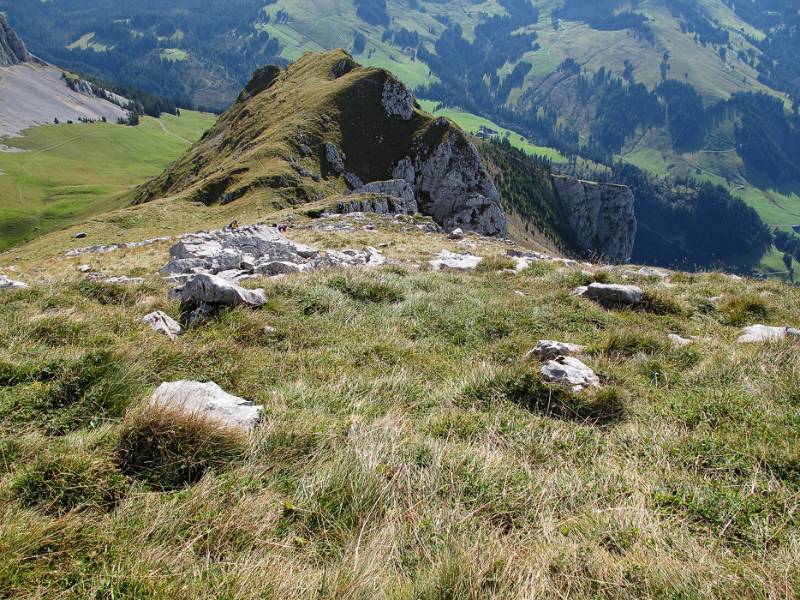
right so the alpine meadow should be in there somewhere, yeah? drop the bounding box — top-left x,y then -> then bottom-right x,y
0,3 -> 799,599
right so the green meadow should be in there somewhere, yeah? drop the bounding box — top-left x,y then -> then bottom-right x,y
0,111 -> 216,251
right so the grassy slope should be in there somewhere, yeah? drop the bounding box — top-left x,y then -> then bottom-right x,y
0,111 -> 216,251
0,213 -> 798,597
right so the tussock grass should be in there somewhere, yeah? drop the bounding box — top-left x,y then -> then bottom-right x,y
0,248 -> 799,597
114,405 -> 248,490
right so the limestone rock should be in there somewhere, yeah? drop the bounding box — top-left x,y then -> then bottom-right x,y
0,275 -> 28,290
540,356 -> 600,393
668,333 -> 693,347
448,228 -> 465,240
101,276 -> 144,286
170,273 -> 267,309
527,340 -> 585,360
552,175 -> 637,263
392,157 -> 416,184
413,132 -> 507,237
429,250 -> 482,271
737,325 -> 800,343
141,311 -> 183,341
0,16 -> 31,67
324,143 -> 345,174
579,282 -> 643,307
150,380 -> 262,431
353,179 -> 416,205
381,79 -> 414,120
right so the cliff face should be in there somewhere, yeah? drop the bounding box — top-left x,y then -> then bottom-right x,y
135,50 -> 507,237
552,175 -> 637,263
0,16 -> 31,67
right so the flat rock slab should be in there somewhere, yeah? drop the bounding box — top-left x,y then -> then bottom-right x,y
429,250 -> 482,271
578,282 -> 643,307
540,356 -> 600,393
150,380 -> 262,431
528,340 -> 585,360
141,311 -> 183,341
738,324 -> 800,343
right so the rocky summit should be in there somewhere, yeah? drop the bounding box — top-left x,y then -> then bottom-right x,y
134,50 -> 507,238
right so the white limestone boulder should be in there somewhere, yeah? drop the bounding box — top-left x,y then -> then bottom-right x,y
539,356 -> 600,393
141,311 -> 183,341
150,380 -> 262,431
527,340 -> 585,360
737,325 -> 800,343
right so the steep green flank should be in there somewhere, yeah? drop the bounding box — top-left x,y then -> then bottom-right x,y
0,111 -> 216,251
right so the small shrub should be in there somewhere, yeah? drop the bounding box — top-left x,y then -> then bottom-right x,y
721,295 -> 769,326
475,255 -> 517,273
114,406 -> 247,490
326,274 -> 405,303
463,369 -> 625,424
604,331 -> 666,357
642,290 -> 686,315
11,450 -> 127,515
74,280 -> 136,306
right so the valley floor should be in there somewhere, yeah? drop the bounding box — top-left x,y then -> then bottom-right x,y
1,211 -> 799,598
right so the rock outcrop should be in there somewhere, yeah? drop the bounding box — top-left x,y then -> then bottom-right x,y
0,275 -> 28,290
412,124 -> 507,237
552,175 -> 637,263
0,16 -> 31,67
527,340 -> 585,360
429,250 -> 483,271
150,381 -> 262,431
141,311 -> 184,341
163,224 -> 387,283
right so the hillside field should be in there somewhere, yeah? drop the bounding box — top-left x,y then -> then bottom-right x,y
0,111 -> 216,251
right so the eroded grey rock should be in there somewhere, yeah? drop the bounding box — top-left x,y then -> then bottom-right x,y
413,132 -> 507,237
668,333 -> 693,348
141,311 -> 183,341
150,380 -> 262,431
579,282 -> 643,307
429,250 -> 482,271
0,275 -> 28,290
448,228 -> 464,240
552,175 -> 636,263
540,356 -> 600,393
101,276 -> 145,286
169,273 -> 267,309
0,15 -> 31,67
527,340 -> 585,360
382,79 -> 414,120
324,143 -> 345,174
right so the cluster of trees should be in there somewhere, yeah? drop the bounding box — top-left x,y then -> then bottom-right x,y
554,0 -> 653,42
64,72 -> 179,117
668,0 -> 730,46
354,0 -> 389,27
595,163 -> 771,269
774,229 -> 800,263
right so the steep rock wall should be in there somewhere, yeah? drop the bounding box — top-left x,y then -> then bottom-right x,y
0,16 -> 31,67
552,175 -> 636,262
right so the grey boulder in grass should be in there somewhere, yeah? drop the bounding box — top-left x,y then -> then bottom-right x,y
737,324 -> 800,343
577,282 -> 643,307
540,356 -> 600,393
527,340 -> 585,360
150,381 -> 262,431
140,311 -> 183,341
0,275 -> 28,290
170,273 -> 267,309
